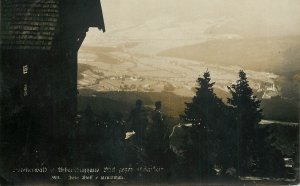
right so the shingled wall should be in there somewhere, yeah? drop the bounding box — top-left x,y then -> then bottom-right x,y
1,0 -> 59,50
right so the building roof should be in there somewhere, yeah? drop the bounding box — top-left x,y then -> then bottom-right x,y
1,0 -> 60,50
70,0 -> 105,31
1,0 -> 105,50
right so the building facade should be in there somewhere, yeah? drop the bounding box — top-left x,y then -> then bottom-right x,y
0,0 -> 105,163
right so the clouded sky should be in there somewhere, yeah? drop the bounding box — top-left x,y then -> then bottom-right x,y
101,0 -> 300,37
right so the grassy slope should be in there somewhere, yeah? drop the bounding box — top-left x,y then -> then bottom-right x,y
78,89 -> 190,117
78,88 -> 299,122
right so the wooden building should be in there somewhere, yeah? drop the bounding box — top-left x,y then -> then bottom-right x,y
0,0 -> 105,161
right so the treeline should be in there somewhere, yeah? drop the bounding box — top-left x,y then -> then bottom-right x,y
174,70 -> 292,179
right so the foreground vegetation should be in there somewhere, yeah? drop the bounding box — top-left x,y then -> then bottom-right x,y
0,70 -> 298,185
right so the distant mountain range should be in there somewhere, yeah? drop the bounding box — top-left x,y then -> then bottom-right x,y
159,36 -> 300,74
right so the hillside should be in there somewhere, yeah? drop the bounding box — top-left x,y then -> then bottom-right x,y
78,89 -> 190,117
78,88 -> 298,122
159,36 -> 300,74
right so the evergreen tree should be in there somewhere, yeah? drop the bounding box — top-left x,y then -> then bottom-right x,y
180,70 -> 225,177
227,70 -> 263,175
182,70 -> 224,128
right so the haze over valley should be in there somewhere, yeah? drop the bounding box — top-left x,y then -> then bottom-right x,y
78,0 -> 300,101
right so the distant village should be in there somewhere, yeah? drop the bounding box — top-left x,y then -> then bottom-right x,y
78,65 -> 280,100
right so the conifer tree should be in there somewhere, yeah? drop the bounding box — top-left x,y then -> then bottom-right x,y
182,70 -> 224,129
227,70 -> 263,175
180,70 -> 225,177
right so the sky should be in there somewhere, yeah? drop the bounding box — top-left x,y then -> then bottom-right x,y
99,0 -> 300,38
